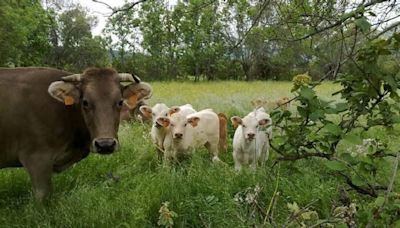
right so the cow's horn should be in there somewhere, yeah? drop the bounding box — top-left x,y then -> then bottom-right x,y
119,73 -> 141,83
62,74 -> 82,82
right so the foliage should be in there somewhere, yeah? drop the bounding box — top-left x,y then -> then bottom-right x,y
270,33 -> 400,226
0,0 -> 52,66
291,73 -> 312,92
157,201 -> 178,228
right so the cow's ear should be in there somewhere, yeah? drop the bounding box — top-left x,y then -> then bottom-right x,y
168,106 -> 181,116
139,105 -> 153,119
230,116 -> 242,129
48,81 -> 80,106
122,82 -> 152,109
187,116 -> 200,127
259,118 -> 271,126
156,117 -> 170,128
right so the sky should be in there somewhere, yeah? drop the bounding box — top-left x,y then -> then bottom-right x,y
79,0 -> 126,35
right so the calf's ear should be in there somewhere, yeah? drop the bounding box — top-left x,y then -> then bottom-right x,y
139,105 -> 153,119
259,118 -> 271,126
230,116 -> 242,129
122,82 -> 152,109
156,117 -> 170,128
48,81 -> 80,106
187,116 -> 200,127
168,106 -> 181,116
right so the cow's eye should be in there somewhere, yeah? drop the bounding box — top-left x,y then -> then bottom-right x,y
242,125 -> 246,128
164,113 -> 168,117
82,100 -> 89,108
117,100 -> 124,108
184,123 -> 187,127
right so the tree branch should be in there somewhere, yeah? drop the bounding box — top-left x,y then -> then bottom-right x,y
290,0 -> 391,41
92,0 -> 148,16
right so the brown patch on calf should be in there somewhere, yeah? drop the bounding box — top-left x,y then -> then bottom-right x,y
231,116 -> 242,129
187,116 -> 200,127
168,106 -> 181,116
139,105 -> 152,119
218,113 -> 228,153
258,118 -> 271,126
156,117 -> 170,128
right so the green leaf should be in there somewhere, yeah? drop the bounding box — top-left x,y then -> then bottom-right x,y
355,17 -> 371,32
374,196 -> 385,207
287,202 -> 300,213
273,136 -> 286,146
323,123 -> 342,136
342,153 -> 357,165
343,133 -> 362,145
335,103 -> 349,112
352,175 -> 364,186
324,160 -> 347,171
299,87 -> 315,100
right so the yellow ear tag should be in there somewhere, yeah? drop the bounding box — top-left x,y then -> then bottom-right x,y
127,95 -> 138,108
64,96 -> 74,106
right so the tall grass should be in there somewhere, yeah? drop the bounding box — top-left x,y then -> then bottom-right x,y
0,81 -> 393,227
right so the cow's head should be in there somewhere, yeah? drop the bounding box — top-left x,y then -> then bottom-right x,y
48,68 -> 152,154
231,115 -> 271,141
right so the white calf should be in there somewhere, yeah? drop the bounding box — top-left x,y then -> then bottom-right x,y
231,108 -> 272,170
156,109 -> 221,163
140,104 -> 196,157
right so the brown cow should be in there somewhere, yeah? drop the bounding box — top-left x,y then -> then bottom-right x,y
0,67 -> 152,201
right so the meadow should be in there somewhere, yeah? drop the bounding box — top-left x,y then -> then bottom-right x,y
0,81 -> 398,227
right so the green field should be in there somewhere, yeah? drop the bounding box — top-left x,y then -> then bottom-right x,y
0,81 -> 398,227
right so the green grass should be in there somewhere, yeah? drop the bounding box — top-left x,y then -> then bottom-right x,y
0,81 -> 397,227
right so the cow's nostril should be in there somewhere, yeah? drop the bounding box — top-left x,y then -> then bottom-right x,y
247,133 -> 255,138
94,138 -> 117,154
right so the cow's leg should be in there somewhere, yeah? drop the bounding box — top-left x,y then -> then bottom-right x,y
22,156 -> 53,202
205,141 -> 221,163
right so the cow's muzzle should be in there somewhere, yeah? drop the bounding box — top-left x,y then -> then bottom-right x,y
93,138 -> 118,154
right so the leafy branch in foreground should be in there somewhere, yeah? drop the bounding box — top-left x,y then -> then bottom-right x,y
270,32 -> 400,225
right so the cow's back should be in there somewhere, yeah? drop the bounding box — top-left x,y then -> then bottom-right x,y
189,111 -> 219,147
0,68 -> 87,168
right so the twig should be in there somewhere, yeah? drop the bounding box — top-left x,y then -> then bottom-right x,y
366,151 -> 400,228
291,0 -> 390,41
92,0 -> 148,16
264,163 -> 280,225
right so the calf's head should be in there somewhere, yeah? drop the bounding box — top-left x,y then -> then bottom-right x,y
156,107 -> 199,140
231,115 -> 271,141
140,103 -> 169,127
48,68 -> 152,154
